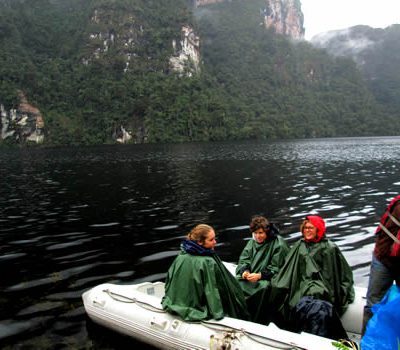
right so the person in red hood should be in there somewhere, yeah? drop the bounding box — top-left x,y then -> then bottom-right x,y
269,215 -> 354,340
301,215 -> 326,243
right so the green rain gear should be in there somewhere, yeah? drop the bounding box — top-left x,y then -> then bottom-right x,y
162,248 -> 249,321
235,235 -> 289,323
236,235 -> 289,298
271,238 -> 355,325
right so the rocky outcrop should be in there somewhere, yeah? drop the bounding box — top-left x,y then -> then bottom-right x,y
170,25 -> 201,76
114,126 -> 132,144
195,0 -> 304,40
1,92 -> 44,144
83,8 -> 143,73
113,123 -> 147,144
263,0 -> 304,39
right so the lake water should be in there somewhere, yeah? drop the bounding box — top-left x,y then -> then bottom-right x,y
1,136 -> 400,349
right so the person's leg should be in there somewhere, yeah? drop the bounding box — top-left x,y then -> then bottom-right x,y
362,254 -> 393,334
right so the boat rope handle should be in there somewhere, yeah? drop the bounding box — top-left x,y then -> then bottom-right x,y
201,320 -> 306,350
102,289 -> 310,349
103,289 -> 166,313
243,330 -> 306,350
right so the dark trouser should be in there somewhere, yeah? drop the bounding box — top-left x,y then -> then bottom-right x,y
362,254 -> 400,335
293,296 -> 348,340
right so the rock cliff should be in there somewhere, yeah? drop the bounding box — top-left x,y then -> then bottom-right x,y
195,0 -> 304,39
82,7 -> 143,73
170,25 -> 201,76
262,0 -> 304,39
1,92 -> 44,144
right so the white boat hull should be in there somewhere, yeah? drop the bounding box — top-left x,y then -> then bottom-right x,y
82,276 -> 366,350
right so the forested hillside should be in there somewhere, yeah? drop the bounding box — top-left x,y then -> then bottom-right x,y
312,24 -> 400,119
0,0 -> 398,145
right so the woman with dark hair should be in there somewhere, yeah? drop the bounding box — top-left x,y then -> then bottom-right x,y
162,224 -> 249,321
270,215 -> 354,339
235,215 -> 289,322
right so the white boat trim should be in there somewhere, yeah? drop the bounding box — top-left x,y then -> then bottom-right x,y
83,269 -> 366,350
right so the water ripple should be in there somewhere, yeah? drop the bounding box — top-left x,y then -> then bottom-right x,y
138,251 -> 179,263
6,264 -> 99,292
0,137 -> 399,348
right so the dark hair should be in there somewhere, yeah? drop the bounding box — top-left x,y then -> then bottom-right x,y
249,215 -> 269,233
187,224 -> 214,244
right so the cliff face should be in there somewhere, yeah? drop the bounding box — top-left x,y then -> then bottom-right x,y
1,92 -> 44,144
263,0 -> 304,39
195,0 -> 304,39
82,8 -> 143,73
170,25 -> 201,76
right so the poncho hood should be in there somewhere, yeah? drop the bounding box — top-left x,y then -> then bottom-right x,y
305,215 -> 326,243
181,239 -> 215,256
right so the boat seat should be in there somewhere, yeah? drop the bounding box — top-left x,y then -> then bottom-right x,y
136,281 -> 165,297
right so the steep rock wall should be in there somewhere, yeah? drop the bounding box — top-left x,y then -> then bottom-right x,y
1,92 -> 44,144
170,25 -> 201,76
263,0 -> 304,39
195,0 -> 304,39
82,8 -> 143,73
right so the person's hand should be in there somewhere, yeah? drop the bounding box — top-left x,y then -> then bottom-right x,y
242,271 -> 250,279
246,272 -> 261,283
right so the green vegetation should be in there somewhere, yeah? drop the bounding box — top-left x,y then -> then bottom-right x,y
0,0 -> 398,145
332,340 -> 359,350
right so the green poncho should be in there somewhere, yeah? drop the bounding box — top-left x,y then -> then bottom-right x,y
236,235 -> 289,298
271,238 -> 355,322
162,241 -> 249,321
235,234 -> 289,322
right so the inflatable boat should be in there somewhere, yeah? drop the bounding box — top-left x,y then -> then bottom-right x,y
82,262 -> 365,350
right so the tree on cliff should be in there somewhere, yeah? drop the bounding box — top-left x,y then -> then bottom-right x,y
0,0 -> 398,145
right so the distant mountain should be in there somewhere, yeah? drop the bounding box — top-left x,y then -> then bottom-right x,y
0,0 -> 398,146
311,24 -> 400,116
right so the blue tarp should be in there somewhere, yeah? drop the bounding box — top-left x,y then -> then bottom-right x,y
361,285 -> 400,350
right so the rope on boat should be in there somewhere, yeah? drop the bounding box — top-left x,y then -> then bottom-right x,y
201,320 -> 307,350
103,289 -> 166,313
103,289 -> 311,349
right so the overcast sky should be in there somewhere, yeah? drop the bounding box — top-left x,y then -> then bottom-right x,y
301,0 -> 400,40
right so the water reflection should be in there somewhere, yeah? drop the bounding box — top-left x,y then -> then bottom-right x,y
0,137 -> 400,348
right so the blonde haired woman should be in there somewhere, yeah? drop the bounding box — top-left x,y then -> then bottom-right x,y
162,224 -> 249,321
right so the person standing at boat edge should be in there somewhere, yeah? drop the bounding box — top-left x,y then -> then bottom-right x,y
362,194 -> 400,334
162,224 -> 250,321
236,215 -> 289,323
